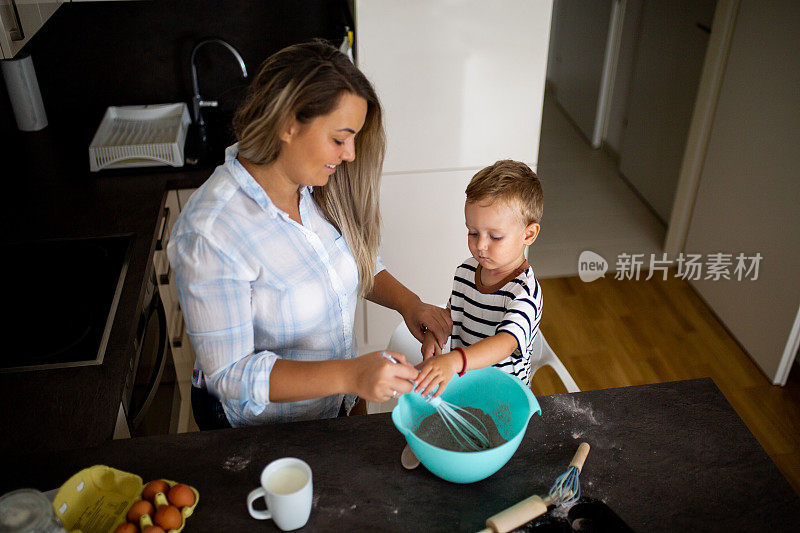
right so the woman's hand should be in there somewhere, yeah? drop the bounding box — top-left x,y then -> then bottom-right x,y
402,301 -> 452,349
421,330 -> 441,360
351,351 -> 419,403
365,270 -> 451,349
414,351 -> 462,398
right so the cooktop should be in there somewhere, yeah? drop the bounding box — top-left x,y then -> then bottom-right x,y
0,234 -> 133,372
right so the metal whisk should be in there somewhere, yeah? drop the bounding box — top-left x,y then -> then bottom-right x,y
381,352 -> 492,451
548,442 -> 591,505
480,442 -> 591,533
426,394 -> 491,451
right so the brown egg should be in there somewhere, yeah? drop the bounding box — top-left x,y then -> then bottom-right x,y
167,483 -> 196,508
141,527 -> 165,533
113,523 -> 139,533
153,505 -> 182,531
126,500 -> 155,523
142,479 -> 170,502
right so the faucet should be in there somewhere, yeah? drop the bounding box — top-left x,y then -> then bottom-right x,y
190,38 -> 248,134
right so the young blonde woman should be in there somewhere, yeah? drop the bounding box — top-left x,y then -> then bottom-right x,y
168,41 -> 451,429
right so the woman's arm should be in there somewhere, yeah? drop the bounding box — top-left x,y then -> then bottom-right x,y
366,269 -> 452,347
269,351 -> 418,403
271,270 -> 449,403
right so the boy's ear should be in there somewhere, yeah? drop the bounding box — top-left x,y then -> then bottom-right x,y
523,222 -> 540,245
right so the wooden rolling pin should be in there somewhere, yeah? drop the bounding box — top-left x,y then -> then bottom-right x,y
478,442 -> 591,533
477,494 -> 553,533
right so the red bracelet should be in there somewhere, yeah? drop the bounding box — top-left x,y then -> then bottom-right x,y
453,347 -> 467,377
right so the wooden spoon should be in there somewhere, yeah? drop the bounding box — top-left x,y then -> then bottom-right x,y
401,444 -> 420,469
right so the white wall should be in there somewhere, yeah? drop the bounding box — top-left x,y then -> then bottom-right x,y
685,0 -> 800,383
356,0 -> 552,174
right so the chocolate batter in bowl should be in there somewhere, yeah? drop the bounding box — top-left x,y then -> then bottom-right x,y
392,367 -> 541,483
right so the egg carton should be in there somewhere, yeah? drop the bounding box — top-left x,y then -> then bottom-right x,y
88,103 -> 191,172
53,465 -> 199,533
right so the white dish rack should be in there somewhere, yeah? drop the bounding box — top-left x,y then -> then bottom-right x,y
89,103 -> 191,172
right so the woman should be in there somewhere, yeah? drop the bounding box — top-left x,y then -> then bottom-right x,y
168,41 -> 451,429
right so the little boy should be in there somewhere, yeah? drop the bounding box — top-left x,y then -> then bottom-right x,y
415,159 -> 543,396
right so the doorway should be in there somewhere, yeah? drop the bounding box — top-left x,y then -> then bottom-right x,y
534,0 -> 726,278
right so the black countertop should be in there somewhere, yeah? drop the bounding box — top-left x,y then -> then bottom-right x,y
0,124 -> 214,454
1,379 -> 797,532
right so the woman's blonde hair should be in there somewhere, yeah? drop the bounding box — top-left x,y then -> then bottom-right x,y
233,40 -> 385,296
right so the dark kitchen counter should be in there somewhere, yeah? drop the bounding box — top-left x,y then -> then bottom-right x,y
0,0 -> 352,457
1,379 -> 798,532
0,125 -> 214,454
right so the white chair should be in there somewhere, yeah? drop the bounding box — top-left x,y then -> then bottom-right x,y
367,322 -> 579,414
530,332 -> 580,393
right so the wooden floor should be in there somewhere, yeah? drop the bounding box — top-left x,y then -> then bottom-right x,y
531,273 -> 800,496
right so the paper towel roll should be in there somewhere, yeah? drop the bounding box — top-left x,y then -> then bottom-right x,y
2,54 -> 48,131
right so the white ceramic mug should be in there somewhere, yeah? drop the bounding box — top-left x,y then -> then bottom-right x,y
247,457 -> 313,530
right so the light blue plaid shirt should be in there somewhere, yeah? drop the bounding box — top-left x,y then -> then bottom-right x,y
167,144 -> 383,427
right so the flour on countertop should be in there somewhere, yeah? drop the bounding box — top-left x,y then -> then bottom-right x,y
549,396 -> 600,425
222,454 -> 250,472
550,501 -> 574,519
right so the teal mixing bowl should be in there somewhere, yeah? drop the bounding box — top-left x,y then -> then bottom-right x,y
391,367 -> 541,483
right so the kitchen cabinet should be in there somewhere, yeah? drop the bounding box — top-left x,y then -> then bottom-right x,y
175,187 -> 195,211
0,0 -> 62,58
173,188 -> 196,432
104,187 -> 200,439
353,0 -> 553,353
0,131 -> 210,453
153,189 -> 198,433
355,0 -> 551,175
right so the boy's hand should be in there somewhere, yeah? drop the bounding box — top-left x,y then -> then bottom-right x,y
414,351 -> 462,398
421,330 -> 442,361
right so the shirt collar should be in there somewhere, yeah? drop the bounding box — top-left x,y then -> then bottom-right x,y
225,143 -> 277,217
224,143 -> 314,219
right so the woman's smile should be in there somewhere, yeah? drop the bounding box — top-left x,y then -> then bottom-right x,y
277,92 -> 367,188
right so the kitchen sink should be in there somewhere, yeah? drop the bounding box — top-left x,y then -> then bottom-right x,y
183,110 -> 236,167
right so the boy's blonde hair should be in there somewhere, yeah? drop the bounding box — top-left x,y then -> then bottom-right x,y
233,40 -> 385,297
465,159 -> 543,225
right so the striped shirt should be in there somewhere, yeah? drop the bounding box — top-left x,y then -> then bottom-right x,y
449,257 -> 542,385
167,144 -> 383,427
